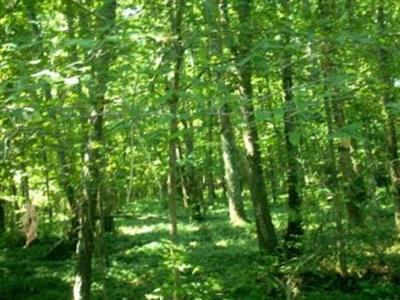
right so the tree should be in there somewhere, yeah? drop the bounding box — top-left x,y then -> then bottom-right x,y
73,1 -> 116,299
318,0 -> 366,225
280,0 -> 304,254
233,0 -> 278,253
220,102 -> 248,226
166,0 -> 186,298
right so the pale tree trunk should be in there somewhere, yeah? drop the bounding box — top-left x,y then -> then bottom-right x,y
202,0 -> 246,221
234,0 -> 277,253
377,3 -> 400,231
220,103 -> 248,226
176,143 -> 190,209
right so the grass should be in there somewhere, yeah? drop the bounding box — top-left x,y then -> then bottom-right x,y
1,195 -> 400,299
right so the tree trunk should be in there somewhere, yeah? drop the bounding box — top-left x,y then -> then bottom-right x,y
42,149 -> 52,222
319,0 -> 365,226
167,1 -> 186,299
235,0 -> 277,253
220,103 -> 248,226
281,0 -> 304,254
205,102 -> 217,205
318,1 -> 348,274
181,120 -> 204,221
176,143 -> 189,208
20,164 -> 30,205
0,199 -> 5,233
57,145 -> 79,242
377,4 -> 400,231
73,1 -> 116,299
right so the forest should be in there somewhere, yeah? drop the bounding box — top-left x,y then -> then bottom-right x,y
1,0 -> 400,299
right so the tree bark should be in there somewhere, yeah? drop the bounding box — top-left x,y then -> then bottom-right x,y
181,120 -> 204,221
73,1 -> 116,299
234,0 -> 277,253
280,0 -> 303,254
220,103 -> 248,226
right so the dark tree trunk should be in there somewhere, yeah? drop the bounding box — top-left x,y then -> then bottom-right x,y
205,104 -> 217,205
73,1 -> 116,299
181,120 -> 204,221
281,0 -> 304,254
0,199 -> 5,233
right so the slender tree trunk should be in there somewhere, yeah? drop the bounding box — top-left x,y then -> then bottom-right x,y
181,120 -> 204,221
176,143 -> 189,208
377,4 -> 400,231
319,0 -> 364,226
167,1 -> 186,298
0,198 -> 5,233
205,101 -> 217,205
220,103 -> 248,226
42,149 -> 53,223
73,1 -> 116,299
315,0 -> 348,275
280,0 -> 303,254
263,81 -> 279,203
9,179 -> 18,245
234,0 -> 277,253
20,164 -> 30,205
57,145 -> 79,242
322,80 -> 348,277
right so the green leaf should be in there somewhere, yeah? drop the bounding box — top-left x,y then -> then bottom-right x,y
288,131 -> 301,146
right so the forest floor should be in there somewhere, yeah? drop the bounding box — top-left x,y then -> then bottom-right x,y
1,196 -> 400,299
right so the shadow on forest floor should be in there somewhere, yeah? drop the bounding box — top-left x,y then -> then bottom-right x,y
1,200 -> 400,299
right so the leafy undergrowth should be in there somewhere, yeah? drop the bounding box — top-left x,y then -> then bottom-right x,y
1,198 -> 400,299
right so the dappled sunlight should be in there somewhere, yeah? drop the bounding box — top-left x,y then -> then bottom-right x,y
119,224 -> 157,236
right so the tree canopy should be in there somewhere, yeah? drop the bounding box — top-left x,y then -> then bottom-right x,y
1,0 -> 400,299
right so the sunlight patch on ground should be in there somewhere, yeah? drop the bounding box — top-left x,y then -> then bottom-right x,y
385,242 -> 400,254
179,224 -> 200,233
140,241 -> 163,251
119,225 -> 156,236
215,239 -> 229,248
